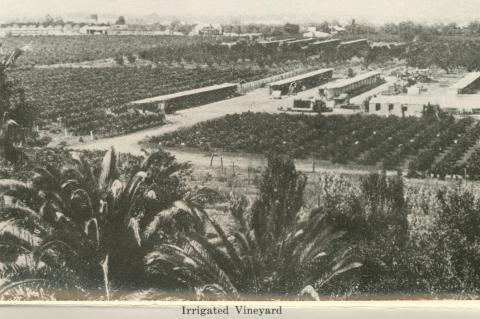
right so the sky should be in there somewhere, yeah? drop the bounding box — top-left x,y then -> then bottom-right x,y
1,0 -> 480,24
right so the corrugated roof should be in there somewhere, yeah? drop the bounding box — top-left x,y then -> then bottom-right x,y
450,72 -> 480,90
321,71 -> 381,89
268,69 -> 334,87
130,83 -> 238,105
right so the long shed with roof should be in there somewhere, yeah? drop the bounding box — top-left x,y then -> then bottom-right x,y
268,68 -> 334,95
449,72 -> 480,95
130,83 -> 239,112
320,71 -> 382,99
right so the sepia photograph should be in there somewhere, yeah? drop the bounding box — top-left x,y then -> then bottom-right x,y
2,1 -> 480,315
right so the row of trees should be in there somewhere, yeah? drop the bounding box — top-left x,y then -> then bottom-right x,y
328,20 -> 480,41
1,14 -> 126,28
405,39 -> 480,72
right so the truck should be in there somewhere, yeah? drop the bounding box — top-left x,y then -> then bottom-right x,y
287,98 -> 333,113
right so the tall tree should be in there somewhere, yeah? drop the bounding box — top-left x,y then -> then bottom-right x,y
283,23 -> 300,35
115,16 -> 126,25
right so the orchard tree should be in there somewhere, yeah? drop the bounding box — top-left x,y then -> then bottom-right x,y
116,16 -> 126,25
284,23 -> 300,35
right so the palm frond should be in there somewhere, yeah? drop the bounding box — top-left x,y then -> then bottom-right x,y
0,205 -> 42,223
188,233 -> 239,279
98,147 -> 117,191
197,209 -> 244,268
60,179 -> 82,192
299,285 -> 320,301
183,240 -> 238,294
110,179 -> 124,200
317,262 -> 362,288
84,218 -> 100,246
128,217 -> 141,247
0,219 -> 41,248
0,278 -> 49,297
0,179 -> 36,201
31,167 -> 59,191
196,283 -> 228,300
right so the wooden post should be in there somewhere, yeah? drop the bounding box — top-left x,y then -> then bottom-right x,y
64,127 -> 68,137
210,153 -> 215,168
220,157 -> 224,174
232,161 -> 235,176
312,158 -> 315,173
90,130 -> 94,141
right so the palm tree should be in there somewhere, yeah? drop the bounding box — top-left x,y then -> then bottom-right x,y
0,147 -> 209,300
0,178 -> 89,300
146,155 -> 361,300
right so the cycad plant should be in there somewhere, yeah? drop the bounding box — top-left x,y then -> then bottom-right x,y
146,155 -> 361,300
0,147 -> 207,300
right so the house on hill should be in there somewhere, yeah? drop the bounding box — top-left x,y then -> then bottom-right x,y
189,24 -> 223,36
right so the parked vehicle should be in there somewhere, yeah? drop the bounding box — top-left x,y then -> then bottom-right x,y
289,98 -> 333,113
